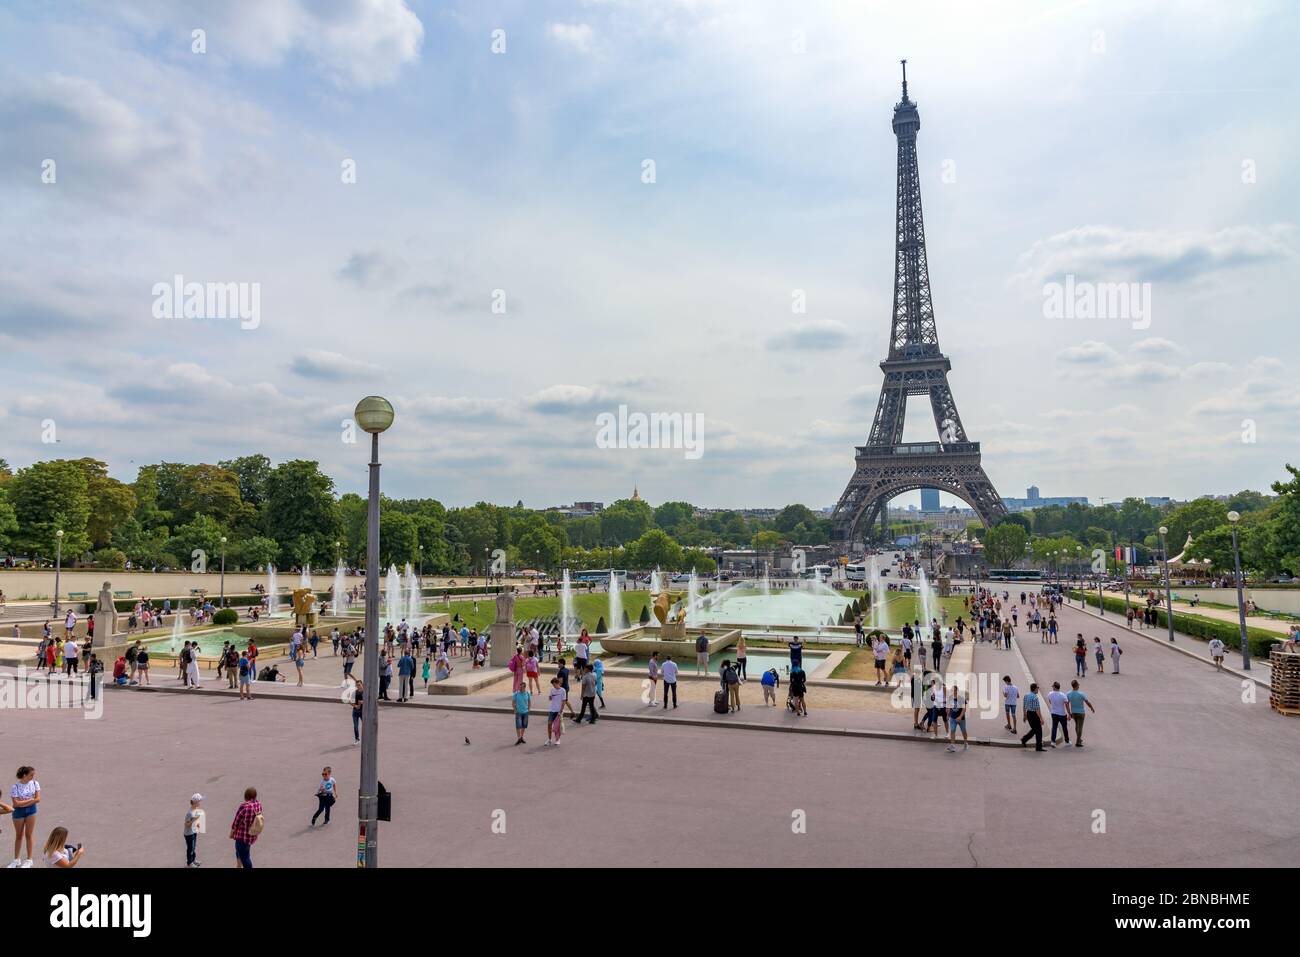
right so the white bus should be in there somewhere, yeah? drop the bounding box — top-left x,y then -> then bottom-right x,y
846,563 -> 868,582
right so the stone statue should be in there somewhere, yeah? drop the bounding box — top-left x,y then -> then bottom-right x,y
495,588 -> 516,624
92,581 -> 119,646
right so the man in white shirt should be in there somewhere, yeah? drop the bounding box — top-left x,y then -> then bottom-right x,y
63,637 -> 80,676
661,655 -> 679,709
1046,681 -> 1071,747
1208,637 -> 1226,670
1002,676 -> 1020,733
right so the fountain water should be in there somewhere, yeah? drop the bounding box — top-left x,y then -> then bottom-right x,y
266,566 -> 279,617
560,568 -> 575,637
404,563 -> 420,625
760,569 -> 771,597
170,603 -> 186,652
332,561 -> 346,615
649,568 -> 661,598
300,565 -> 311,590
918,566 -> 936,635
608,570 -> 623,633
385,565 -> 401,628
685,570 -> 700,624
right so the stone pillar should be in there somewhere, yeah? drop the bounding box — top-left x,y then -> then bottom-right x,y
489,588 -> 516,668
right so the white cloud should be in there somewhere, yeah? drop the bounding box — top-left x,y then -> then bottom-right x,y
766,319 -> 852,351
1129,337 -> 1183,357
1057,341 -> 1120,365
290,350 -> 381,380
547,22 -> 595,53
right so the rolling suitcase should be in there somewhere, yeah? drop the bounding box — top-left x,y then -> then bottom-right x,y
713,689 -> 729,714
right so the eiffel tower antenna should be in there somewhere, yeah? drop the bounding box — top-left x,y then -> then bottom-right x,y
831,63 -> 1006,548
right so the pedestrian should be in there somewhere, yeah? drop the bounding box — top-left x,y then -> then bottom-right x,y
545,676 -> 566,747
735,634 -> 748,681
513,684 -> 531,744
647,651 -> 661,705
237,650 -> 252,700
1002,675 -> 1019,733
1208,637 -> 1226,670
1074,636 -> 1087,677
931,633 -> 943,670
1093,637 -> 1105,674
1126,607 -> 1135,629
1019,683 -> 1045,751
184,794 -> 204,867
946,683 -> 969,752
555,658 -> 577,717
577,665 -> 599,724
229,787 -> 263,869
661,655 -> 678,708
187,642 -> 202,689
421,655 -> 431,688
507,645 -> 526,694
1046,681 -> 1071,747
7,766 -> 40,868
720,658 -> 741,712
592,657 -> 606,707
1067,680 -> 1095,748
397,649 -> 415,701
137,644 -> 151,685
379,656 -> 393,700
789,665 -> 807,716
872,636 -> 889,685
343,640 -> 357,682
695,632 -> 709,675
350,681 -> 364,743
332,627 -> 341,656
1109,637 -> 1123,674
311,768 -> 337,826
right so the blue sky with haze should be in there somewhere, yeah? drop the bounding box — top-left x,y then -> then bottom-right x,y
0,0 -> 1295,510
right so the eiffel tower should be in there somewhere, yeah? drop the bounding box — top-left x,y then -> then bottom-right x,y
831,62 -> 1006,547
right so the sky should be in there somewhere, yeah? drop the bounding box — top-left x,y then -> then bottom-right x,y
0,0 -> 1296,512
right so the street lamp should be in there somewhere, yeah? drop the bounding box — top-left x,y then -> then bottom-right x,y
484,546 -> 490,581
53,529 -> 64,617
220,536 -> 227,608
1228,511 -> 1250,671
1159,526 -> 1174,642
354,395 -> 395,868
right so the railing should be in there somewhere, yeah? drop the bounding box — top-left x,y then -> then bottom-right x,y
856,441 -> 981,456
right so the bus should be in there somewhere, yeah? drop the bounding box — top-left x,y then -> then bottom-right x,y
987,568 -> 1044,582
573,569 -> 627,586
846,563 -> 867,582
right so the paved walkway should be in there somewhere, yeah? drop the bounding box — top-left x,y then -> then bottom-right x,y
1101,587 -> 1295,635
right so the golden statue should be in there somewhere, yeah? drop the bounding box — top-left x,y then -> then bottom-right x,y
654,589 -> 687,640
292,587 -> 317,627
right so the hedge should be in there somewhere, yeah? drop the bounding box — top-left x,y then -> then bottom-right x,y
212,608 -> 239,626
1069,589 -> 1282,658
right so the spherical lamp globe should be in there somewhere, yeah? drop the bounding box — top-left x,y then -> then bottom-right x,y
354,396 -> 395,434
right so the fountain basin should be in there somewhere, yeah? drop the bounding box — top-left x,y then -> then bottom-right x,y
597,625 -> 741,660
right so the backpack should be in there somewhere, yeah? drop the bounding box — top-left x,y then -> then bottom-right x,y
250,812 -> 265,836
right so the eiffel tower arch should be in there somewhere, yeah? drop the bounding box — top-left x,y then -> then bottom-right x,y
831,61 -> 1006,549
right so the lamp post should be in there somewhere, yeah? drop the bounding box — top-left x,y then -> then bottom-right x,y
220,536 -> 227,608
1228,511 -> 1250,671
1159,525 -> 1175,642
354,395 -> 395,868
53,529 -> 64,618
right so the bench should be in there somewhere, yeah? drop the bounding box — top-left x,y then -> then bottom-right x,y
69,592 -> 89,600
114,591 -> 134,599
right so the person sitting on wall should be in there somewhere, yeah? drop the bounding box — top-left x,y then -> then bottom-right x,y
258,665 -> 285,682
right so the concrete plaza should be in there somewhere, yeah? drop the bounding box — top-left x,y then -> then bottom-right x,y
3,593 -> 1298,868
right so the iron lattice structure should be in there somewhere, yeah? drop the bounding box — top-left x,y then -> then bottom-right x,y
831,62 -> 1006,546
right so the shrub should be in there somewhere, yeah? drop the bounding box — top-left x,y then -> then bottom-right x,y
92,548 -> 127,570
1070,590 -> 1281,657
213,608 -> 239,626
620,610 -> 631,628
595,616 -> 607,634
638,604 -> 650,624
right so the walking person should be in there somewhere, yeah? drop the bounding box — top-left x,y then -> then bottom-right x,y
1019,683 -> 1045,751
871,636 -> 889,685
735,634 -> 748,681
184,794 -> 204,867
661,655 -> 678,708
1109,637 -> 1123,674
1208,637 -> 1226,670
1067,680 -> 1096,748
647,651 -> 661,706
513,684 -> 531,745
695,632 -> 709,676
1093,637 -> 1105,674
350,681 -> 364,743
311,768 -> 337,826
7,766 -> 40,868
397,648 -> 415,701
545,676 -> 566,747
576,666 -> 599,724
1073,636 -> 1088,678
238,650 -> 252,700
229,787 -> 263,869
762,667 -> 781,708
186,642 -> 202,689
592,657 -> 606,708
946,682 -> 969,752
1002,675 -> 1019,734
1046,681 -> 1071,747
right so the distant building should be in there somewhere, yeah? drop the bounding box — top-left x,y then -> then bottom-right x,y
1002,486 -> 1089,512
920,488 -> 940,511
1144,496 -> 1171,507
547,501 -> 604,518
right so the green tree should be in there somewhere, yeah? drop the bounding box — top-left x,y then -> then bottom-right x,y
234,536 -> 279,570
627,528 -> 683,570
74,459 -> 136,549
8,460 -> 92,557
263,460 -> 341,568
774,504 -> 816,534
1163,498 -> 1229,553
0,486 -> 17,552
600,499 -> 653,545
751,529 -> 782,552
217,454 -> 272,508
166,514 -> 227,571
984,522 -> 1028,569
653,501 -> 695,534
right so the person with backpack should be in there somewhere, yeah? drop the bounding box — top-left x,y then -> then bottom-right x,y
788,666 -> 807,716
695,632 -> 709,676
1073,637 -> 1088,678
237,651 -> 252,700
225,645 -> 240,689
720,659 -> 741,712
229,787 -> 263,868
311,768 -> 336,826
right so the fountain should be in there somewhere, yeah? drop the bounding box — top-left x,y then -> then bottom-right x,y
608,570 -> 623,634
170,602 -> 186,652
760,569 -> 771,597
266,566 -> 279,617
918,566 -> 936,634
404,562 -> 420,625
649,567 -> 661,598
385,564 -> 401,628
685,570 -> 700,624
332,561 -> 346,615
300,565 -> 311,590
560,568 -> 575,637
